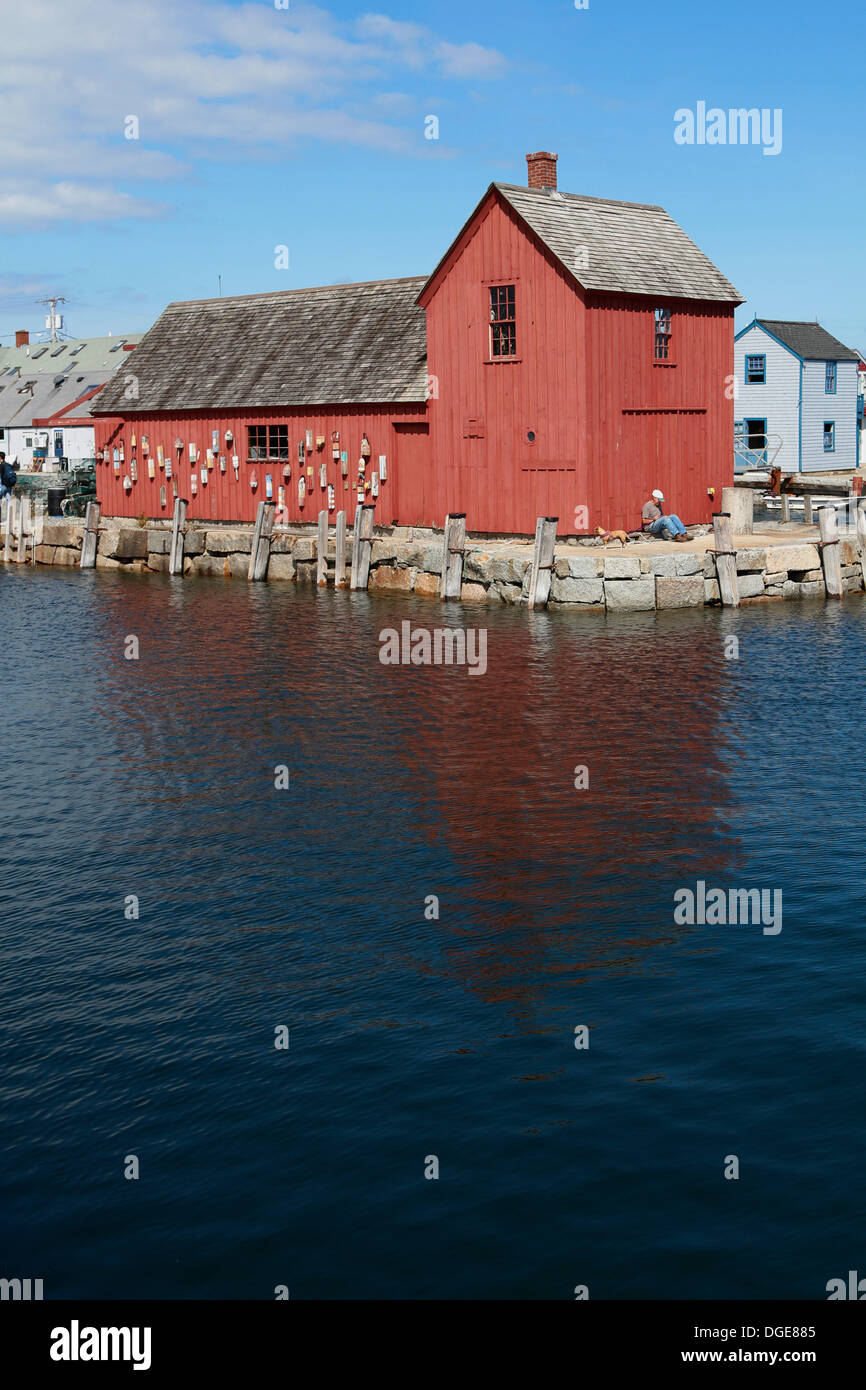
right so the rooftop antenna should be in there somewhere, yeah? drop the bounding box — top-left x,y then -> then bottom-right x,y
36,294 -> 69,342
218,275 -> 222,297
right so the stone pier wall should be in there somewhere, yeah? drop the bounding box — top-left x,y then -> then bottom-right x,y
13,519 -> 866,610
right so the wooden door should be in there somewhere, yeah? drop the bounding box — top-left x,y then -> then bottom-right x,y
389,422 -> 431,527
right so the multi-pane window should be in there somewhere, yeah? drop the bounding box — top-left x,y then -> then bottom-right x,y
267,425 -> 289,458
654,307 -> 672,360
248,425 -> 267,459
489,285 -> 516,358
248,424 -> 289,459
825,362 -> 837,394
746,354 -> 766,384
823,421 -> 836,452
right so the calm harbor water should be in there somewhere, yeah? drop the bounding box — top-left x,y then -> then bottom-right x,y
2,564 -> 865,1300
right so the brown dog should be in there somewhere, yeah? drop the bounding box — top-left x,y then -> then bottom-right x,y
596,526 -> 629,546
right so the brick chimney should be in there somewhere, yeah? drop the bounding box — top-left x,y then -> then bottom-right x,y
526,151 -> 558,190
15,329 -> 29,347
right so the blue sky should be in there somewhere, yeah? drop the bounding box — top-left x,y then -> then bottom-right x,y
0,0 -> 862,349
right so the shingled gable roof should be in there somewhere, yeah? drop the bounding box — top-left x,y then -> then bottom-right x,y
420,183 -> 743,305
752,319 -> 861,362
93,276 -> 428,414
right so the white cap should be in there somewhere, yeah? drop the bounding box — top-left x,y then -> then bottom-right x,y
652,489 -> 664,499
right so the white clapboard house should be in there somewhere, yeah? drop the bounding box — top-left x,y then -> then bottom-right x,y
734,318 -> 860,473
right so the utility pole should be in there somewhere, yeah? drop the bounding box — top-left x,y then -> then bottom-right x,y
36,295 -> 68,342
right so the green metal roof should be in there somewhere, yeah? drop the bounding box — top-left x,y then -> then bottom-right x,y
0,333 -> 141,378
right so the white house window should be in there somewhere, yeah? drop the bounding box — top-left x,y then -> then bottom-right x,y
823,421 -> 835,452
746,354 -> 766,384
825,362 -> 837,394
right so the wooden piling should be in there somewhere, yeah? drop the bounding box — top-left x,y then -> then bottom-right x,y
317,509 -> 328,586
350,504 -> 375,590
780,494 -> 790,523
16,496 -> 28,563
334,510 -> 347,588
80,501 -> 101,569
803,496 -> 813,525
817,505 -> 842,598
169,497 -> 187,576
32,499 -> 44,561
528,516 -> 558,610
440,513 -> 467,599
2,497 -> 12,562
249,499 -> 276,581
712,513 -> 740,607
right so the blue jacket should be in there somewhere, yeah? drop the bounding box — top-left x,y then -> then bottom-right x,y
0,462 -> 17,488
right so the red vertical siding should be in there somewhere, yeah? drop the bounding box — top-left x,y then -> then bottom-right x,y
93,404 -> 427,523
584,294 -> 734,532
422,188 -> 734,534
422,193 -> 585,535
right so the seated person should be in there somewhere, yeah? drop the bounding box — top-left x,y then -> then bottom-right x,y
642,489 -> 688,542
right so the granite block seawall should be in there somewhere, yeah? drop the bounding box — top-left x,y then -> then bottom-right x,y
12,519 -> 866,610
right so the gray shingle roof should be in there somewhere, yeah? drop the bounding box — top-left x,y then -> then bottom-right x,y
0,371 -> 110,428
756,319 -> 861,361
93,277 -> 428,414
460,183 -> 742,303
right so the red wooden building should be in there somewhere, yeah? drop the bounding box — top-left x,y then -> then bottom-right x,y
93,152 -> 743,535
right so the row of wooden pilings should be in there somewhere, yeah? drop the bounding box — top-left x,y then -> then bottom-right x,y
68,499 -> 561,608
2,494 -> 39,563
15,495 -> 863,608
711,501 -> 866,605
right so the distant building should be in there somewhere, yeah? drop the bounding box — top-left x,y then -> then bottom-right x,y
734,318 -> 860,473
0,331 -> 140,469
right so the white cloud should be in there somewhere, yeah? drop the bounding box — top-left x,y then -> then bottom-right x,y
436,41 -> 508,80
0,183 -> 165,224
0,0 -> 508,226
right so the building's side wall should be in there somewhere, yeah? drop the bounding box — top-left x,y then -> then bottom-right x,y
733,324 -> 800,473
585,294 -> 736,531
801,359 -> 858,472
6,426 -> 47,470
55,425 -> 96,463
5,424 -> 94,468
93,404 -> 427,522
